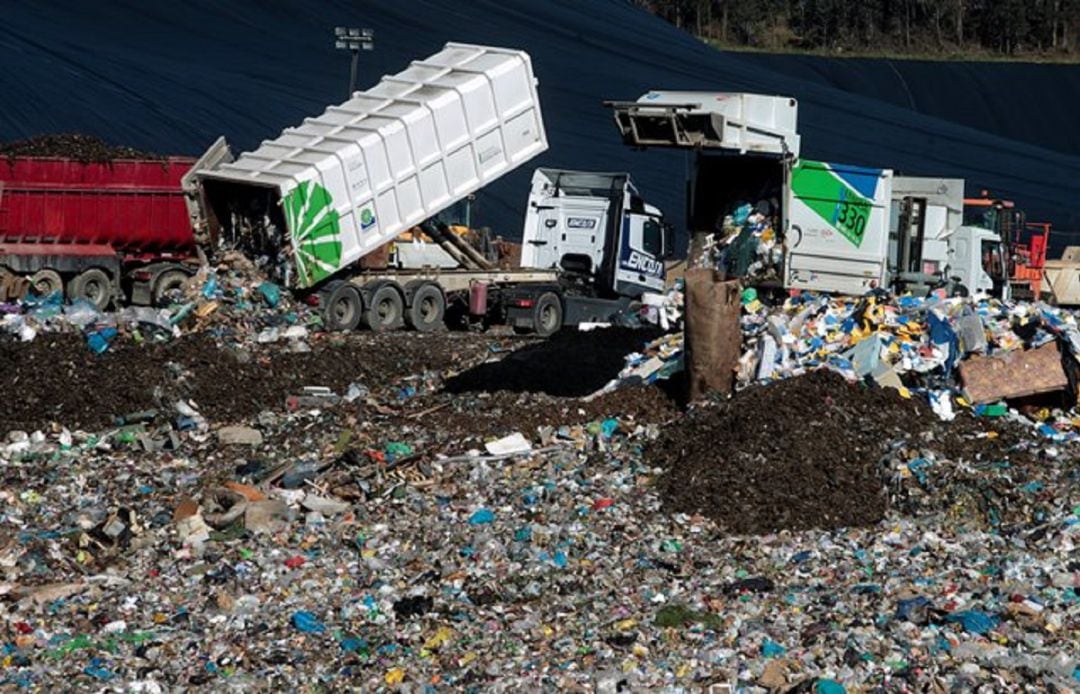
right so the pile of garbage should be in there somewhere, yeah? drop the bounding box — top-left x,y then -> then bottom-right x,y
649,369 -> 1064,534
0,134 -> 162,163
652,370 -> 913,533
0,254 -> 319,353
0,319 -> 1077,690
740,292 -> 1080,428
600,288 -> 1080,441
700,201 -> 782,282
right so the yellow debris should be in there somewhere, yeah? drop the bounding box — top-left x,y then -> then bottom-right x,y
424,626 -> 455,650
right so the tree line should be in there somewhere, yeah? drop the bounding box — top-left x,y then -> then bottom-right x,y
637,1 -> 1080,58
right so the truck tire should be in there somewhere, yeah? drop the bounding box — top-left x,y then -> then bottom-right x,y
406,283 -> 446,333
322,282 -> 363,331
0,267 -> 25,301
363,283 -> 405,333
29,269 -> 63,297
68,268 -> 113,310
534,292 -> 563,337
152,270 -> 189,307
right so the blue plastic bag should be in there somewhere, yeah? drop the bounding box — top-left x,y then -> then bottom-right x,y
291,610 -> 326,634
86,327 -> 119,354
258,282 -> 281,308
945,610 -> 998,635
468,508 -> 495,525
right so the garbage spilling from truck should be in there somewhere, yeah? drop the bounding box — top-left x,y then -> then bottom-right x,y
0,257 -> 317,352
702,201 -> 783,282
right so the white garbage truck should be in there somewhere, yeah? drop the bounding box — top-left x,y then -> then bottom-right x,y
606,91 -> 1009,299
191,43 -> 671,335
890,176 -> 1009,299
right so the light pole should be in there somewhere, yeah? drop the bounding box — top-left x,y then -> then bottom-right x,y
334,27 -> 374,98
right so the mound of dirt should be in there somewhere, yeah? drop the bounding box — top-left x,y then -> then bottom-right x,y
0,134 -> 161,162
0,332 -> 494,432
651,371 -> 925,534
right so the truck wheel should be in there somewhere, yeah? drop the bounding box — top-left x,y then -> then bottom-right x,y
68,268 -> 113,310
29,269 -> 63,298
0,267 -> 24,301
534,292 -> 563,337
322,282 -> 363,332
152,270 -> 189,307
406,283 -> 446,332
363,284 -> 405,333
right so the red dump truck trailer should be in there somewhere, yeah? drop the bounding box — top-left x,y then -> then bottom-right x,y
0,155 -> 201,309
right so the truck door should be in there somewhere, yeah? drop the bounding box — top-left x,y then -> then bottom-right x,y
614,210 -> 666,295
785,159 -> 892,295
523,200 -> 609,273
524,206 -> 563,269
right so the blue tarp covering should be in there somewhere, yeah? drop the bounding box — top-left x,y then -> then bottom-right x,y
3,0 -> 1080,250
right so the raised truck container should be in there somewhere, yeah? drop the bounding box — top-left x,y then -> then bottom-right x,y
194,43 -> 670,335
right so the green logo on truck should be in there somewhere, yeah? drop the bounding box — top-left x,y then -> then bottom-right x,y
790,160 -> 880,248
283,180 -> 343,286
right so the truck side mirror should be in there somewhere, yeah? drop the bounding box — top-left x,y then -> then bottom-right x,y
663,222 -> 675,259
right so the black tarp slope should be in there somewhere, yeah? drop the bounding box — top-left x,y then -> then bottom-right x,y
731,53 -> 1080,157
3,0 -> 1080,251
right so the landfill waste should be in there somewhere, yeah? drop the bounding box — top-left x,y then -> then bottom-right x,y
699,200 -> 783,282
0,253 -> 319,353
0,287 -> 1077,690
603,290 -> 1080,435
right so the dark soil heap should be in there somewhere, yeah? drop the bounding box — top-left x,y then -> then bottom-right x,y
0,333 -> 486,431
651,370 -> 929,534
0,134 -> 161,162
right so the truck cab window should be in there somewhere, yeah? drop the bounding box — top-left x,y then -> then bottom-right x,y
643,218 -> 663,256
981,240 -> 1003,277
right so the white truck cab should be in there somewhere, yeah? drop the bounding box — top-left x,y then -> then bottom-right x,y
890,176 -> 1009,300
946,226 -> 1009,300
521,168 -> 670,296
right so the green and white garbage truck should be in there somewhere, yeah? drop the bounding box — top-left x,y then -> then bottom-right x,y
607,91 -> 1008,299
190,43 -> 672,335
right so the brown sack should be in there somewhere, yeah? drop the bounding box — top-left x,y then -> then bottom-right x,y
685,268 -> 742,401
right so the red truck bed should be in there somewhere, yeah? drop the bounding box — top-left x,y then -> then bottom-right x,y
0,156 -> 196,253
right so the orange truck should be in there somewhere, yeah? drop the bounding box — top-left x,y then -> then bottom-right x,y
963,192 -> 1050,300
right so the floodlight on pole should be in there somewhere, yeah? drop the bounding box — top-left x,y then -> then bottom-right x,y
334,27 -> 374,97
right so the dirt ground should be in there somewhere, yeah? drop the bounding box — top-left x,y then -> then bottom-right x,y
0,329 -> 675,435
0,332 -> 510,431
